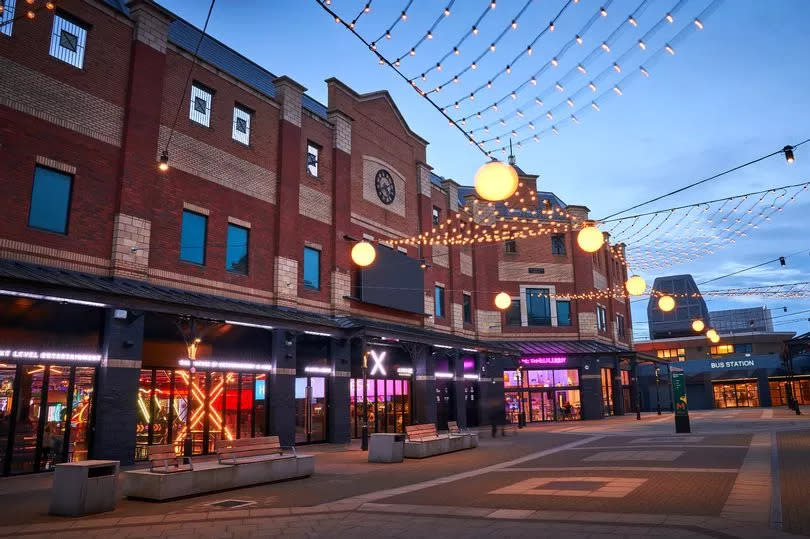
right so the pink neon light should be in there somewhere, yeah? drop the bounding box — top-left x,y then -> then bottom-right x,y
520,356 -> 567,366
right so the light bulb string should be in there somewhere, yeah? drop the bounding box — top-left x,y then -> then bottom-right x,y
475,0 -> 695,147
0,0 -> 58,30
406,2 -> 494,82
349,0 -> 374,28
426,0 -> 543,93
371,0 -> 414,44
390,0 -> 457,64
453,0 -> 647,124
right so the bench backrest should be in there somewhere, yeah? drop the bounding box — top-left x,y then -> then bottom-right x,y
447,421 -> 460,434
406,423 -> 438,440
216,436 -> 283,459
148,444 -> 181,465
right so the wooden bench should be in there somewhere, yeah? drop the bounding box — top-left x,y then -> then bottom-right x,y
447,421 -> 464,435
215,436 -> 295,465
148,444 -> 193,474
405,423 -> 444,442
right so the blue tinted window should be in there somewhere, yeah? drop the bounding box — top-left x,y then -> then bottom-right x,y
28,166 -> 72,234
226,223 -> 249,274
303,247 -> 320,290
180,210 -> 207,264
557,300 -> 571,326
505,299 -> 521,327
526,288 -> 551,326
434,286 -> 445,318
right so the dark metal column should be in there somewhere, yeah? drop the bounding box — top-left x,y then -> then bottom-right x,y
328,338 -> 351,444
268,329 -> 296,446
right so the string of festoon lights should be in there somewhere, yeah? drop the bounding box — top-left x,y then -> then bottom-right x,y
480,0 -> 721,154
0,0 -> 57,27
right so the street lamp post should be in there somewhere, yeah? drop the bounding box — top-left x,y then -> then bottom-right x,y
655,366 -> 662,415
361,343 -> 369,451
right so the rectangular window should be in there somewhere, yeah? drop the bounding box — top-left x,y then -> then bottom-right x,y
737,343 -> 753,354
306,142 -> 320,177
432,206 -> 441,225
180,210 -> 207,264
28,165 -> 72,234
711,344 -> 735,356
49,13 -> 88,68
551,234 -> 566,255
656,348 -> 686,361
232,104 -> 252,145
504,240 -> 517,254
463,293 -> 472,324
0,0 -> 16,37
189,83 -> 213,127
505,299 -> 521,327
303,247 -> 320,290
526,288 -> 551,326
617,314 -> 626,337
597,305 -> 607,332
434,285 -> 445,318
226,223 -> 249,274
556,300 -> 571,326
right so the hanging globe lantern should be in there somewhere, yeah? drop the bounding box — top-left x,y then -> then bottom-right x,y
494,291 -> 512,310
624,275 -> 646,296
706,328 -> 719,342
474,160 -> 519,202
691,319 -> 705,332
351,241 -> 376,267
577,223 -> 604,253
657,295 -> 675,312
708,331 -> 720,344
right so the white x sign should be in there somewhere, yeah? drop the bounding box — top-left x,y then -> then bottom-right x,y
369,350 -> 387,376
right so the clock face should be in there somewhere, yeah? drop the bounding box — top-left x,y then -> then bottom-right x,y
375,169 -> 396,205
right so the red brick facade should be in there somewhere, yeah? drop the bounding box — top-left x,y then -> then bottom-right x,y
0,0 -> 632,348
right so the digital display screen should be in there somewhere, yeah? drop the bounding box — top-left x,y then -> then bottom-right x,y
357,246 -> 424,314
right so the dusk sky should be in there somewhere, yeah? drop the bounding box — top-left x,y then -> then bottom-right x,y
158,0 -> 810,338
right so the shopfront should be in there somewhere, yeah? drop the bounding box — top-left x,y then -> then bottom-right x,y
504,356 -> 582,423
349,345 -> 412,438
769,375 -> 810,406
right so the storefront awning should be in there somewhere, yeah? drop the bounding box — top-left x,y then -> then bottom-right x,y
488,340 -> 632,356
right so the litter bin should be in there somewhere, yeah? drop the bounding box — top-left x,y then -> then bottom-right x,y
50,460 -> 120,516
368,433 -> 405,463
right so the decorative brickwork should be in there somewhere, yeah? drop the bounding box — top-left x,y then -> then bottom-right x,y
274,77 -> 304,127
593,270 -> 608,290
0,56 -> 124,146
129,2 -> 170,53
147,271 -> 274,304
111,213 -> 150,278
183,201 -> 209,215
362,155 -> 406,217
441,179 -> 460,212
498,261 -> 574,282
228,216 -> 251,229
416,163 -> 432,196
328,111 -> 352,154
349,213 -> 408,239
331,270 -> 351,312
0,237 -> 110,275
157,126 -> 277,204
432,244 -> 449,268
452,303 -> 463,331
579,311 -> 598,337
299,184 -> 333,224
35,156 -> 76,175
274,256 -> 299,305
476,309 -> 501,334
424,294 -> 434,326
460,251 -> 473,276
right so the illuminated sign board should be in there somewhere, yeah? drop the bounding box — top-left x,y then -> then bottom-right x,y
0,350 -> 101,363
710,359 -> 755,369
178,359 -> 273,371
520,356 -> 567,366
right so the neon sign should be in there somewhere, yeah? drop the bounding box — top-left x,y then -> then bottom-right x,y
520,356 -> 567,366
0,350 -> 101,363
178,359 -> 273,371
370,350 -> 387,376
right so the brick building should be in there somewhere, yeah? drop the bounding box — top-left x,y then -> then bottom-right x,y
0,0 -> 634,475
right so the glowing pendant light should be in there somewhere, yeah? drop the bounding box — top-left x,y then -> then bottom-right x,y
577,223 -> 604,253
625,275 -> 646,296
351,241 -> 376,267
474,160 -> 519,202
494,292 -> 512,310
658,295 -> 675,312
707,328 -> 720,343
691,319 -> 705,332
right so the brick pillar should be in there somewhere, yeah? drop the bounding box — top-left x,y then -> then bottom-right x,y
111,1 -> 170,279
328,338 -> 351,443
92,308 -> 144,465
269,329 -> 296,446
273,76 -> 305,307
329,110 -> 353,314
568,205 -> 599,339
412,344 -> 436,424
416,163 -> 433,325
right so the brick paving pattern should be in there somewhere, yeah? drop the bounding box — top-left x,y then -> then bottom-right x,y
777,429 -> 810,536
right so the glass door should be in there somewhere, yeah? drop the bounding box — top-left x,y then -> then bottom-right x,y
10,365 -> 45,474
295,377 -> 328,444
0,365 -> 17,473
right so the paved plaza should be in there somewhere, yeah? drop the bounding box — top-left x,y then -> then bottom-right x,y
1,408 -> 809,538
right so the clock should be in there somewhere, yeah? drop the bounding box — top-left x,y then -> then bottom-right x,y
375,169 -> 396,205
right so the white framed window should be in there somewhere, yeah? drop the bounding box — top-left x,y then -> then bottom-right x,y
189,83 -> 213,127
49,13 -> 88,68
0,0 -> 17,37
597,305 -> 607,332
306,142 -> 320,177
232,104 -> 251,145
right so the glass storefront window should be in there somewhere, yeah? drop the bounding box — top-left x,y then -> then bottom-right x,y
554,369 -> 579,387
0,366 -> 16,472
713,381 -> 759,408
769,378 -> 810,406
349,377 -> 411,438
503,370 -> 521,388
600,368 -> 614,416
526,370 -> 553,387
10,366 -> 45,474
